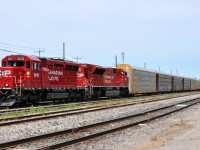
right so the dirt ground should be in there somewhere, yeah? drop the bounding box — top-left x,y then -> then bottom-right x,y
133,104 -> 200,150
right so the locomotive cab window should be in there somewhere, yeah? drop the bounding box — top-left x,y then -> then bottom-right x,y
32,62 -> 40,70
66,65 -> 72,71
8,61 -> 24,67
113,69 -> 117,74
2,61 -> 6,67
26,61 -> 30,69
72,66 -> 79,71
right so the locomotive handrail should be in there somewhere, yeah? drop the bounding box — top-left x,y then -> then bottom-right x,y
13,76 -> 23,96
89,78 -> 94,95
13,76 -> 18,95
19,76 -> 23,96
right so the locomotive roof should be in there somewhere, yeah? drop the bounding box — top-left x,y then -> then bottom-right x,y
80,63 -> 105,68
3,55 -> 41,61
27,55 -> 41,61
39,57 -> 79,66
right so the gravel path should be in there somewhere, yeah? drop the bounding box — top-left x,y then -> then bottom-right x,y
0,93 -> 200,145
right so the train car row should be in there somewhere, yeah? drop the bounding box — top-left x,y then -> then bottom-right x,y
0,55 -> 199,106
117,64 -> 200,94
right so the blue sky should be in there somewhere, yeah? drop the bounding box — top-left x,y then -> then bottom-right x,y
0,0 -> 200,78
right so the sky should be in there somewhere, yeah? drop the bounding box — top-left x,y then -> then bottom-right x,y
0,0 -> 200,78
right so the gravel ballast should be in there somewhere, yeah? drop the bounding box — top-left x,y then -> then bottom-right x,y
66,96 -> 200,150
0,93 -> 200,147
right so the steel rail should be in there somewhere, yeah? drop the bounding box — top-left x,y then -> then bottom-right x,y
42,98 -> 200,150
0,92 -> 197,114
0,94 -> 199,126
0,97 -> 199,149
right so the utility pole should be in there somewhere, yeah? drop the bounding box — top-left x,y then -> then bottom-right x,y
176,69 -> 178,75
159,66 -> 160,71
63,42 -> 65,60
115,55 -> 118,67
121,52 -> 125,64
34,49 -> 44,57
171,69 -> 172,74
73,56 -> 82,62
144,62 -> 146,68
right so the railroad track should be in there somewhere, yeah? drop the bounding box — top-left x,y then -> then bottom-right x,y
0,93 -> 199,126
0,97 -> 199,149
0,92 -> 198,115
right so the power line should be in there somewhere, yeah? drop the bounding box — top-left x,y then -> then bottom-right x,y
0,42 -> 37,50
0,42 -> 62,55
0,48 -> 23,54
0,42 -> 115,66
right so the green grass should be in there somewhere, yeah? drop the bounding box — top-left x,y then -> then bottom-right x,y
0,92 -> 196,120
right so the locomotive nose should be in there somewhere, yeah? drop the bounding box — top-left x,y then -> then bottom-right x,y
0,69 -> 13,89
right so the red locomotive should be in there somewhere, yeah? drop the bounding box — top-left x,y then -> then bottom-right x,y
0,55 -> 129,106
77,64 -> 129,100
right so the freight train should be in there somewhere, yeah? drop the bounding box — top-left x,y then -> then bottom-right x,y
0,55 -> 199,106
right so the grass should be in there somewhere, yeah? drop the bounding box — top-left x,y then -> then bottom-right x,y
0,92 -> 196,120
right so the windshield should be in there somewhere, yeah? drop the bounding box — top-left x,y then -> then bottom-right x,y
8,61 -> 24,67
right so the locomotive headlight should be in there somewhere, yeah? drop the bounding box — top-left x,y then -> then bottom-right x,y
1,70 -> 5,76
26,71 -> 31,78
5,83 -> 8,87
26,71 -> 30,75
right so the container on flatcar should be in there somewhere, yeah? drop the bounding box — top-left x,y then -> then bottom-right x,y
172,76 -> 183,91
117,64 -> 157,95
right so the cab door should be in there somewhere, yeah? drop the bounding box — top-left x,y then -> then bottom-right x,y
31,62 -> 42,89
24,61 -> 42,89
